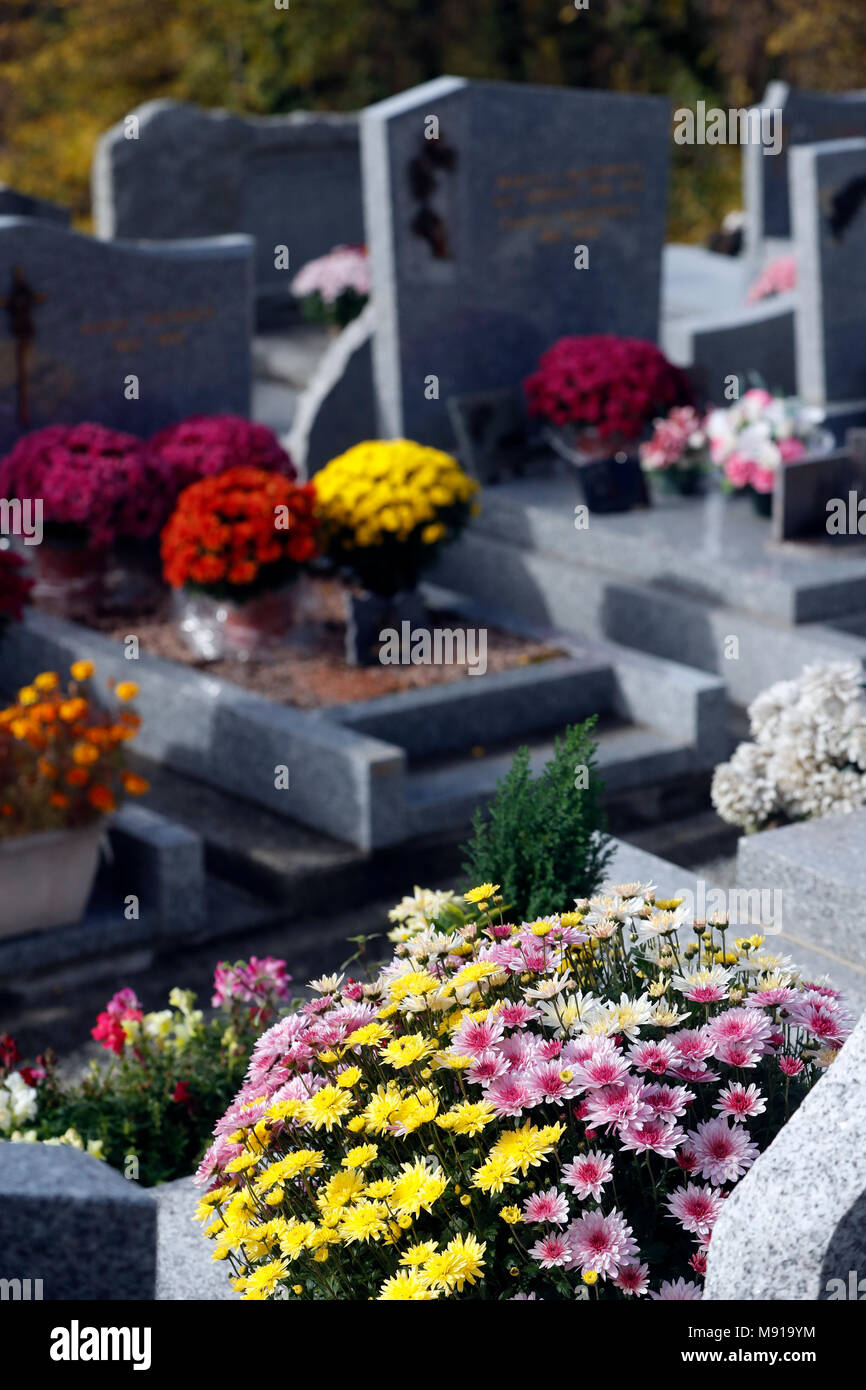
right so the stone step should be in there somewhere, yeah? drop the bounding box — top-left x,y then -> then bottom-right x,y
403,723 -> 696,837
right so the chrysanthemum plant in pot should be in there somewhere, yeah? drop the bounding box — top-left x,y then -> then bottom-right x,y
0,423 -> 172,618
161,467 -> 320,662
313,439 -> 479,665
289,245 -> 371,332
195,879 -> 852,1300
0,662 -> 148,936
524,336 -> 691,513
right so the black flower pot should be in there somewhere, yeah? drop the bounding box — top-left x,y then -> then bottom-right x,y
545,427 -> 650,514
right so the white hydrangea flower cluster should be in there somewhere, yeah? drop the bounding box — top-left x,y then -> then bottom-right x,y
712,662 -> 866,831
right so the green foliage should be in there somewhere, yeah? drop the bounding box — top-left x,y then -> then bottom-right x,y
462,719 -> 613,920
34,1019 -> 254,1186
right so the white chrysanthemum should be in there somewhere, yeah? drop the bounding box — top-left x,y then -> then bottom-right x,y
712,662 -> 866,830
711,742 -> 777,830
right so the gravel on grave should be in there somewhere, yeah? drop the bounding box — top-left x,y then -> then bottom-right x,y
85,579 -> 563,708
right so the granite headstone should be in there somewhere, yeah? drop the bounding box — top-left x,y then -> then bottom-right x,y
0,217 -> 253,451
744,82 -> 866,251
0,185 -> 69,226
0,1141 -> 156,1300
791,137 -> 866,433
362,76 -> 670,450
705,1008 -> 866,1300
93,100 -> 364,326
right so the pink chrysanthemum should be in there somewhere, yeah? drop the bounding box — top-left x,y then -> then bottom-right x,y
649,1277 -> 702,1300
688,1116 -> 759,1185
567,1209 -> 638,1279
713,1082 -> 767,1123
562,1149 -> 614,1201
522,1187 -> 570,1226
613,1261 -> 650,1296
451,1015 -> 505,1058
666,1183 -> 724,1237
486,1075 -> 532,1118
778,1055 -> 804,1077
529,1232 -> 572,1269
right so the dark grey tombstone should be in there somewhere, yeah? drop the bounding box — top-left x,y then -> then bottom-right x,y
0,1141 -> 156,1299
0,186 -> 69,226
745,83 -> 866,248
93,100 -> 364,327
362,77 -> 670,451
772,442 -> 866,541
791,138 -> 866,424
0,217 -> 253,452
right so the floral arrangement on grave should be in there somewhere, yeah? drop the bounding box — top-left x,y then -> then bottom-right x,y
290,245 -> 371,329
160,466 -> 320,661
746,254 -> 797,305
314,439 -> 479,601
0,662 -> 147,838
148,415 -> 296,499
1,956 -> 292,1185
639,406 -> 710,496
712,661 -> 866,833
1,1032 -> 97,1155
0,423 -> 170,616
0,662 -> 147,934
0,547 -> 33,643
524,336 -> 689,460
705,388 -> 831,516
194,878 -> 851,1301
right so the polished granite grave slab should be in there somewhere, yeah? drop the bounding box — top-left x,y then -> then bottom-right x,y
468,476 -> 866,625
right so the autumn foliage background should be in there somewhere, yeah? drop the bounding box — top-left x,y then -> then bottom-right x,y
0,0 -> 861,242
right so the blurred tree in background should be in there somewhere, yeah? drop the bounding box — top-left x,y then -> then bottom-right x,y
0,0 -> 858,238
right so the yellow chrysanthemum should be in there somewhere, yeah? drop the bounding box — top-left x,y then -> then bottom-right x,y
302,1085 -> 354,1131
378,1269 -> 437,1300
464,883 -> 499,903
337,1200 -> 390,1244
470,1153 -> 520,1194
342,1144 -> 378,1169
318,1169 -> 366,1210
238,1257 -> 289,1299
437,1100 -> 497,1136
344,1021 -> 392,1049
423,1233 -> 486,1293
379,1033 -> 437,1069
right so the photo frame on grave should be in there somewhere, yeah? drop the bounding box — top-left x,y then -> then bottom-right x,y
446,386 -> 550,486
772,435 -> 866,542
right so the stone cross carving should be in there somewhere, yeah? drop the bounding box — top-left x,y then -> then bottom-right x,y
1,265 -> 46,426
